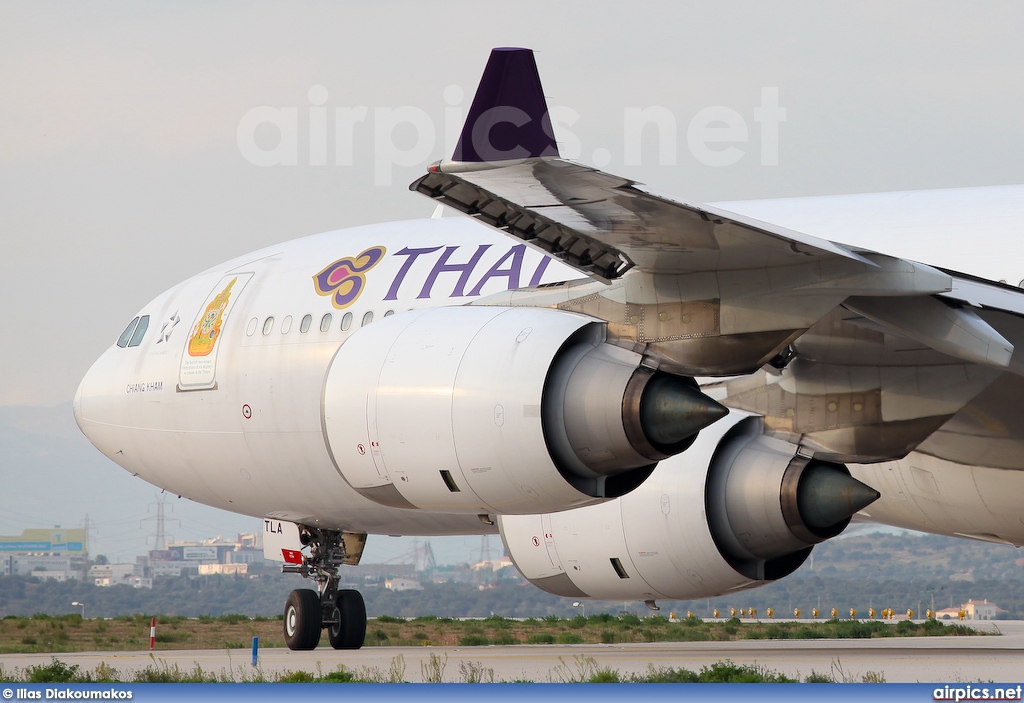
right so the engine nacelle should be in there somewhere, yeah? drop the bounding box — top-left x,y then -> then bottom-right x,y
499,413 -> 879,600
321,306 -> 724,515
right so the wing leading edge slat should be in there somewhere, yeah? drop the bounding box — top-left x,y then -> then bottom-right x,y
411,158 -> 873,282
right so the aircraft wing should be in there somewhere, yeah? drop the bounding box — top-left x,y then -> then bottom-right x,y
413,158 -> 874,282
412,47 -> 1024,471
411,47 -> 877,284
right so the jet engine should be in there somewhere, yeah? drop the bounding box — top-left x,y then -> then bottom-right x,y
321,306 -> 725,515
499,413 -> 879,600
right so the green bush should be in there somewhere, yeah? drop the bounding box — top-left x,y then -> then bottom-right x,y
805,671 -> 834,683
279,671 -> 316,682
320,670 -> 355,683
633,667 -> 700,683
599,630 -> 616,644
375,615 -> 405,623
793,626 -> 825,639
833,621 -> 882,639
458,635 -> 490,646
526,633 -> 554,644
695,661 -> 797,683
27,660 -> 84,683
678,628 -> 710,642
587,669 -> 622,683
555,633 -> 583,644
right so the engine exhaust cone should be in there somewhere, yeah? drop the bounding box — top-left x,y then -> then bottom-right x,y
639,374 -> 728,451
797,463 -> 880,534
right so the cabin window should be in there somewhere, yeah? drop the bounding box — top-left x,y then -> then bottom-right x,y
320,313 -> 333,332
127,315 -> 150,347
246,317 -> 258,336
262,317 -> 275,335
383,309 -> 395,317
281,315 -> 293,334
300,314 -> 312,333
117,317 -> 140,348
361,311 -> 374,327
341,312 -> 353,331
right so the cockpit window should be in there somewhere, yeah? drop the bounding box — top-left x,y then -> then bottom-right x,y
127,315 -> 150,347
117,317 -> 140,348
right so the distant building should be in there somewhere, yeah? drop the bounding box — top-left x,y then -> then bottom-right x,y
937,599 -> 1000,620
385,577 -> 423,591
0,527 -> 87,580
965,599 -> 999,620
5,554 -> 79,580
150,561 -> 201,577
88,562 -> 138,584
471,556 -> 515,572
161,534 -> 269,568
0,528 -> 86,555
198,563 -> 248,575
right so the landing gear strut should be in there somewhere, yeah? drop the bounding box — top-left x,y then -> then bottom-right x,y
281,527 -> 367,651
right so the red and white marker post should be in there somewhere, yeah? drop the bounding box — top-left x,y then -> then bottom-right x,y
149,616 -> 156,650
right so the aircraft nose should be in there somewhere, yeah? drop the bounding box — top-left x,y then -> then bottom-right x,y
74,349 -> 119,449
73,373 -> 84,431
74,353 -> 105,443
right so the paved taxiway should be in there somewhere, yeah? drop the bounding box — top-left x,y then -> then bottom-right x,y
3,620 -> 1021,682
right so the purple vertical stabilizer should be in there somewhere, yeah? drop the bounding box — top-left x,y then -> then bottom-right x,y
452,48 -> 560,163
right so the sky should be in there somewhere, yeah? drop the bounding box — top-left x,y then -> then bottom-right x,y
3,1 -> 1024,563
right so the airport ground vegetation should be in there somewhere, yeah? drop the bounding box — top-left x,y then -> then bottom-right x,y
0,611 -> 980,655
0,654 -> 890,683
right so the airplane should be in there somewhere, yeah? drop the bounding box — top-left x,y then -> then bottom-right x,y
75,47 -> 1024,651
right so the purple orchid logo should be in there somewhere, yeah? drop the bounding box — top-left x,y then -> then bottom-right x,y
313,246 -> 387,309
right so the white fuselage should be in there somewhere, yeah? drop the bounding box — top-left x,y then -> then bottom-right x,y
74,217 -> 578,536
75,190 -> 1024,547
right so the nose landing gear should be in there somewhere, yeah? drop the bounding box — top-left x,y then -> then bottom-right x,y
281,527 -> 367,651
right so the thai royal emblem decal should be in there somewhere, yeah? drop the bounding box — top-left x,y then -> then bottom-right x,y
313,246 -> 386,309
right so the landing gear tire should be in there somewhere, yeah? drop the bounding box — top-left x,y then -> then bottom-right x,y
327,589 -> 366,649
283,589 -> 322,650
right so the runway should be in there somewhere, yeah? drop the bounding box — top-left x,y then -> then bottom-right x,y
2,621 -> 1021,683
